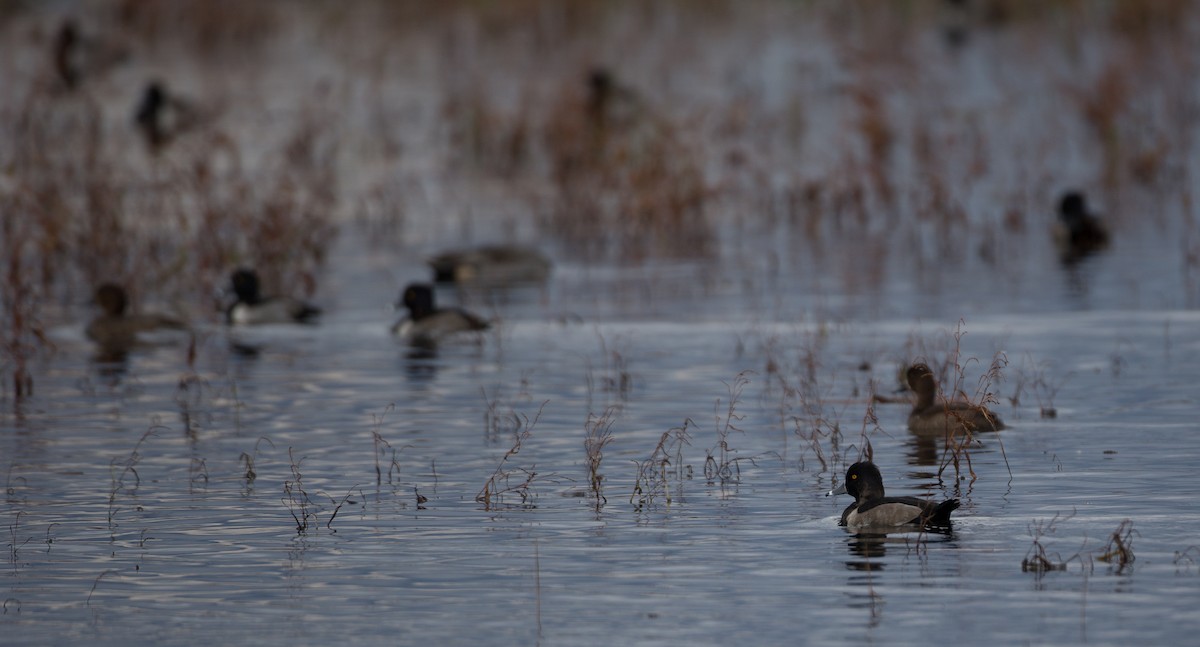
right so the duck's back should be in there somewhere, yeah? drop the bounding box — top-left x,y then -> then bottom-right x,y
393,308 -> 489,344
228,297 -> 320,325
908,400 -> 1005,434
843,496 -> 959,528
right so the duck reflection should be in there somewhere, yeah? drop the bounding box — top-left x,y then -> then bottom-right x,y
85,283 -> 189,379
903,427 -> 989,467
400,346 -> 440,383
842,526 -> 956,572
845,531 -> 890,571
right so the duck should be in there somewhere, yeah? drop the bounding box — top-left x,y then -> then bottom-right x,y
53,19 -> 83,90
392,283 -> 489,347
85,283 -> 187,354
427,245 -> 551,285
827,461 -> 959,529
905,363 -> 1004,434
1054,191 -> 1110,264
134,80 -> 202,150
226,269 -> 321,325
51,18 -> 127,92
585,67 -> 645,132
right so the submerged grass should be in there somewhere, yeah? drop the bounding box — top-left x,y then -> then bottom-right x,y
583,408 -> 617,511
631,420 -> 693,513
1096,519 -> 1136,574
476,401 -> 553,510
704,371 -> 753,485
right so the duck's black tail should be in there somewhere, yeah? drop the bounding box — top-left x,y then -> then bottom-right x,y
924,498 -> 960,527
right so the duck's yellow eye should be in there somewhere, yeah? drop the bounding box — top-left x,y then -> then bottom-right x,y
850,474 -> 857,480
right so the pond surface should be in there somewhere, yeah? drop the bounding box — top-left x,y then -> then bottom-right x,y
6,226 -> 1200,646
5,2 -> 1200,645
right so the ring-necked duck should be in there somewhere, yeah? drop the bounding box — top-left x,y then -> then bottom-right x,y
85,283 -> 187,352
827,461 -> 959,528
226,269 -> 321,325
134,80 -> 202,150
427,245 -> 551,285
1054,191 -> 1110,264
906,363 -> 1004,434
52,18 -> 127,92
392,283 -> 489,347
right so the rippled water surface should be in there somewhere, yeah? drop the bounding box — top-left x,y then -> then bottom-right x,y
5,2 -> 1200,645
7,229 -> 1200,646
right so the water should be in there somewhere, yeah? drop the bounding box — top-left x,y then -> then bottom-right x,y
6,231 -> 1200,645
5,2 -> 1200,645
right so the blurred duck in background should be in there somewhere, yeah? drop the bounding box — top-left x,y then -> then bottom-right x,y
52,17 -> 128,91
392,283 -> 489,348
427,245 -> 551,285
905,363 -> 1005,434
226,269 -> 321,325
85,283 -> 187,359
134,80 -> 204,150
1054,191 -> 1110,265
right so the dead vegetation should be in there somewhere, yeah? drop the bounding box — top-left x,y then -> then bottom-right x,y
476,401 -> 556,510
1022,512 -> 1138,576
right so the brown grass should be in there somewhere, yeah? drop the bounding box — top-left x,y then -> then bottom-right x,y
631,419 -> 693,512
476,401 -> 553,509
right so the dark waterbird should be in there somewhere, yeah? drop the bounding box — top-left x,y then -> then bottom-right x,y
226,269 -> 321,325
85,283 -> 187,358
134,80 -> 203,150
1054,191 -> 1110,264
427,245 -> 551,285
392,283 -> 489,348
906,363 -> 1004,434
827,462 -> 959,529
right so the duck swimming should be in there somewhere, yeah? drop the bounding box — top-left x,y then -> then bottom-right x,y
134,80 -> 202,151
392,283 -> 489,347
827,461 -> 959,529
906,363 -> 1004,434
1054,191 -> 1110,264
427,245 -> 551,285
85,283 -> 186,355
226,269 -> 321,325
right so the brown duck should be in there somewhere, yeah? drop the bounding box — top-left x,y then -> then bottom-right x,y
905,363 -> 1004,434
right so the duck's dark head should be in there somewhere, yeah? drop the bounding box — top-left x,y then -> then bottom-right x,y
401,283 -> 435,319
905,363 -> 937,395
1058,191 -> 1088,225
230,269 -> 262,303
93,283 -> 128,317
843,461 -> 886,500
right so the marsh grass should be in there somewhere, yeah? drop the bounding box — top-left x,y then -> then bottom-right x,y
7,511 -> 31,574
188,457 -> 208,493
1022,510 -> 1078,574
583,408 -> 617,511
324,487 -> 364,533
1096,519 -> 1136,574
0,197 -> 48,401
282,447 -> 316,535
780,348 -> 852,474
704,371 -> 753,485
239,436 -> 274,495
631,420 -> 693,512
1023,513 -> 1140,578
370,404 -> 409,490
1173,546 -> 1200,573
539,68 -> 713,262
107,427 -> 161,537
1014,355 -> 1071,418
476,401 -> 554,510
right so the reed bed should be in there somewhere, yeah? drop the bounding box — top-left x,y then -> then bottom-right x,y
3,1 -> 1199,399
